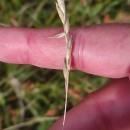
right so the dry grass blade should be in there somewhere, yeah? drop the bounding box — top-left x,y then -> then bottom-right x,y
3,117 -> 59,130
56,0 -> 72,130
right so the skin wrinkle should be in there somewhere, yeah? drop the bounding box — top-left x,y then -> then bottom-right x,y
78,32 -> 83,70
20,34 -> 29,64
71,27 -> 87,70
73,29 -> 84,71
81,32 -> 86,72
70,32 -> 76,70
80,32 -> 84,71
71,30 -> 79,70
25,30 -> 33,64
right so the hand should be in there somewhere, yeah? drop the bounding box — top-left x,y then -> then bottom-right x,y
0,24 -> 130,130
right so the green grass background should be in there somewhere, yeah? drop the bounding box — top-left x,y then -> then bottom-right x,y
0,0 -> 130,130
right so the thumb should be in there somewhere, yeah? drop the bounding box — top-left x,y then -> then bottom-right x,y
49,78 -> 130,130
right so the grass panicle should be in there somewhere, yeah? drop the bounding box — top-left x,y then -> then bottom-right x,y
56,0 -> 73,129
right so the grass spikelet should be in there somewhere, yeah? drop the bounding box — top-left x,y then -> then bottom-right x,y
56,0 -> 72,130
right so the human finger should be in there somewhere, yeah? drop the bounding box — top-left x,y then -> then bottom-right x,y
49,78 -> 130,130
0,25 -> 130,78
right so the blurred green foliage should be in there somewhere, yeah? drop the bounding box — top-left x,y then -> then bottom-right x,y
0,0 -> 130,130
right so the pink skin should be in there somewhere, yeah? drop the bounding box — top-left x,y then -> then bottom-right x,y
0,24 -> 130,129
0,24 -> 130,78
49,78 -> 130,130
